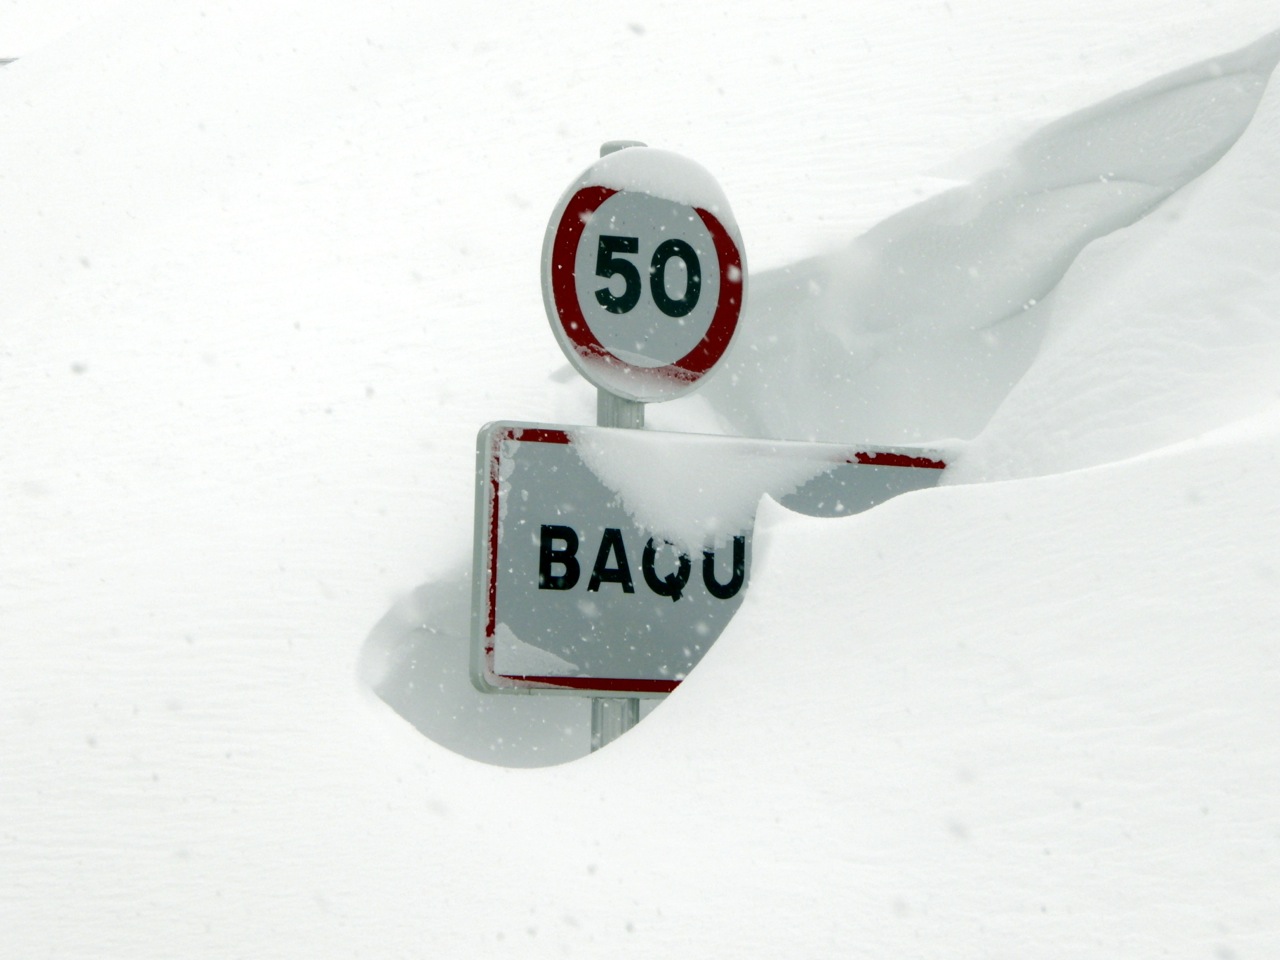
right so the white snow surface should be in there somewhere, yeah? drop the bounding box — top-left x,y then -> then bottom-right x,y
956,41 -> 1280,480
571,428 -> 836,551
5,2 -> 1280,957
699,28 -> 1280,447
491,623 -> 580,675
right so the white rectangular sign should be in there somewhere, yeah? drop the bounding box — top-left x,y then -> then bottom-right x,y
471,422 -> 947,697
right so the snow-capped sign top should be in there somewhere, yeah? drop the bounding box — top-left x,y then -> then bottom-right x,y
541,148 -> 747,402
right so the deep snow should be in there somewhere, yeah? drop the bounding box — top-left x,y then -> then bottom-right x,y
4,2 -> 1280,957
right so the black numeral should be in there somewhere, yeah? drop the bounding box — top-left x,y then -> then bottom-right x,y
649,238 -> 701,317
594,236 -> 642,314
593,235 -> 702,318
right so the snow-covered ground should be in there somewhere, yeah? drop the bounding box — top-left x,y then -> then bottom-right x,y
4,2 -> 1280,956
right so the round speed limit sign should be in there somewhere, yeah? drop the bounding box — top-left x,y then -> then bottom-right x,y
541,148 -> 747,403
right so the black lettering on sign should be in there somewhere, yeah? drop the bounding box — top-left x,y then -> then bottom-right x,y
642,538 -> 692,603
538,524 -> 580,590
537,526 -> 746,601
588,527 -> 635,593
702,536 -> 746,599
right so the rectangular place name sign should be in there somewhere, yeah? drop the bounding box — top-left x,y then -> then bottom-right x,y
471,422 -> 946,696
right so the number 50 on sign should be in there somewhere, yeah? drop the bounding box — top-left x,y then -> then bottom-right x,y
541,148 -> 747,403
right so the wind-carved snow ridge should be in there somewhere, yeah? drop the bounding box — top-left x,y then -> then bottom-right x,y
698,30 -> 1280,448
955,43 -> 1280,482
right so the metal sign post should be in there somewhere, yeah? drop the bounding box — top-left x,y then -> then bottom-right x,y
592,142 -> 647,750
555,138 -> 750,751
591,689 -> 639,752
595,397 -> 643,744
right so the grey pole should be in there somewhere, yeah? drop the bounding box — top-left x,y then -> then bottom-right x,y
597,389 -> 644,430
599,139 -> 646,157
590,138 -> 647,752
591,385 -> 644,752
591,696 -> 640,752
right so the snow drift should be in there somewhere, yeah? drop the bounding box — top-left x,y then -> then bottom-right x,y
4,4 -> 1280,958
367,28 -> 1280,771
699,30 -> 1280,448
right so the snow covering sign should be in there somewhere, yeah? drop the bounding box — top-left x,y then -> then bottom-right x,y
471,422 -> 947,695
474,145 -> 951,698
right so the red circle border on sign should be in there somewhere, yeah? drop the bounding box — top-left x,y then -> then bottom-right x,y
550,185 -> 744,387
